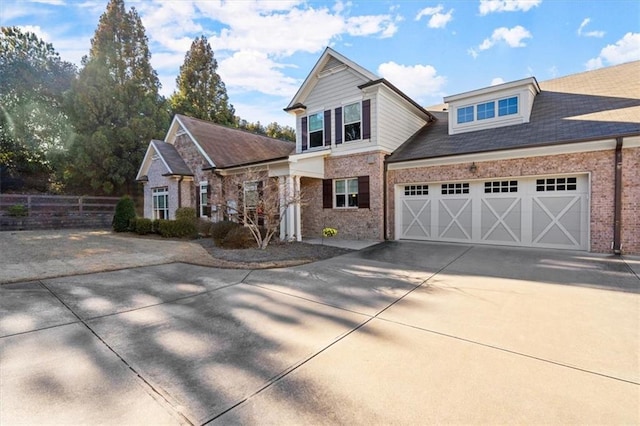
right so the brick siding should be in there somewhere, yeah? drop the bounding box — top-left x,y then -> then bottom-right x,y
301,152 -> 385,240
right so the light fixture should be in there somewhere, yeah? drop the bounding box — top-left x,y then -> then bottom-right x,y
469,162 -> 477,173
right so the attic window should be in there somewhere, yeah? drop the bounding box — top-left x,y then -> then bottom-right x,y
457,106 -> 474,124
498,96 -> 518,116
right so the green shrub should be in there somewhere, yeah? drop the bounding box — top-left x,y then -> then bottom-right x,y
175,207 -> 197,222
211,220 -> 240,245
197,218 -> 212,237
222,225 -> 255,249
112,196 -> 136,232
134,218 -> 153,235
7,204 -> 28,217
151,219 -> 163,234
157,219 -> 197,239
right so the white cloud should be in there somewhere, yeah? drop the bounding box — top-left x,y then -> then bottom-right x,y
479,25 -> 532,50
479,0 -> 542,15
377,62 -> 447,104
16,25 -> 51,42
467,48 -> 479,59
415,5 -> 454,29
577,18 -> 605,38
586,32 -> 640,70
218,50 -> 301,98
490,77 -> 505,86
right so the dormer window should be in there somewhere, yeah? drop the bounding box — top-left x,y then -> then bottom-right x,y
457,106 -> 474,124
498,96 -> 518,116
477,101 -> 495,120
308,111 -> 324,148
344,102 -> 362,142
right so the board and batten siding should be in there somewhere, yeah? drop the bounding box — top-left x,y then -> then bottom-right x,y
376,88 -> 429,153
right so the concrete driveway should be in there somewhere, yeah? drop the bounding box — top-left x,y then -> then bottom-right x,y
1,239 -> 639,424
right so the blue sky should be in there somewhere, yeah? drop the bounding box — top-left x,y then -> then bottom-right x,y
2,0 -> 639,127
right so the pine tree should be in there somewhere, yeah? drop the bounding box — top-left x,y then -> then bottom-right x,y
170,36 -> 235,125
67,0 -> 169,195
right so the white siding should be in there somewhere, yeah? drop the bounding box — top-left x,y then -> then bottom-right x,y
305,69 -> 368,110
377,88 -> 428,152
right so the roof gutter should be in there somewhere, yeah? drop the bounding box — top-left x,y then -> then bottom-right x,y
613,137 -> 623,255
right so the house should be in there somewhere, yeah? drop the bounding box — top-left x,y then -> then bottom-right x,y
137,48 -> 639,254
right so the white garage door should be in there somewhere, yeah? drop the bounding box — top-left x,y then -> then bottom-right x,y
398,175 -> 589,250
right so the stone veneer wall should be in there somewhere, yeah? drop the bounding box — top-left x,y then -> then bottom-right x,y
144,157 -> 178,219
301,152 -> 386,240
173,134 -> 223,218
387,148 -> 640,254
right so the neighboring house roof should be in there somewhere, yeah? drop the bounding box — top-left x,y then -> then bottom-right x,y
175,114 -> 295,169
388,60 -> 640,163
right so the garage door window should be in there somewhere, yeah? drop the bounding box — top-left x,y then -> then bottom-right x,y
484,180 -> 518,193
442,182 -> 469,195
536,177 -> 577,192
404,185 -> 428,196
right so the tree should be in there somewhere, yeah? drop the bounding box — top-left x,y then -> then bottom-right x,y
170,36 -> 235,125
265,122 -> 295,141
223,168 -> 304,249
0,27 -> 76,192
66,0 -> 169,195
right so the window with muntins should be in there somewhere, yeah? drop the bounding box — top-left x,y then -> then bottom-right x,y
536,177 -> 577,192
498,96 -> 518,116
335,178 -> 359,208
308,112 -> 324,148
404,185 -> 429,196
477,101 -> 495,120
343,102 -> 361,142
441,182 -> 469,195
484,180 -> 518,193
152,187 -> 169,220
457,106 -> 474,124
199,182 -> 208,216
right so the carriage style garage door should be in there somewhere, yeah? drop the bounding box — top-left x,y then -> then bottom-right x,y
397,175 -> 589,250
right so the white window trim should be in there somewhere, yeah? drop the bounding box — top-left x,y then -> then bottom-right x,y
199,181 -> 208,217
343,101 -> 363,143
152,186 -> 169,220
307,110 -> 325,150
334,177 -> 359,209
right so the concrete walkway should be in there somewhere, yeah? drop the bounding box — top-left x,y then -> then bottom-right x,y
1,236 -> 638,424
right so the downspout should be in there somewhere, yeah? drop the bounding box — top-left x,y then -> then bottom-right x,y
383,155 -> 389,240
613,137 -> 623,255
177,176 -> 183,208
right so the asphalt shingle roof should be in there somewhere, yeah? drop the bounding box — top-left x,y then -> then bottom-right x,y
151,140 -> 192,176
177,114 -> 296,169
388,61 -> 640,163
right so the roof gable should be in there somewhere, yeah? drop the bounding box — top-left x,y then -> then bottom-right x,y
136,139 -> 193,181
285,47 -> 379,112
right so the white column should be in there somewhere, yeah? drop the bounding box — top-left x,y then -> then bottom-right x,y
286,176 -> 296,241
278,176 -> 287,240
294,176 -> 302,241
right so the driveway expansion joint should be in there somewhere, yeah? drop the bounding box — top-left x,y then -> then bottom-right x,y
35,279 -> 195,425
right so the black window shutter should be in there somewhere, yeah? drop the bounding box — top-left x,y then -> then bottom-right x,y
324,109 -> 331,146
322,179 -> 333,209
362,99 -> 371,140
335,107 -> 342,145
301,116 -> 308,151
358,175 -> 370,209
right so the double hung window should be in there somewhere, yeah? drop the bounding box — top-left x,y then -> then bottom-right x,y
343,102 -> 361,141
335,178 -> 359,208
308,112 -> 324,148
152,187 -> 169,219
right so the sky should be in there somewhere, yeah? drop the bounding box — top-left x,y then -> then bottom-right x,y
2,0 -> 639,128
